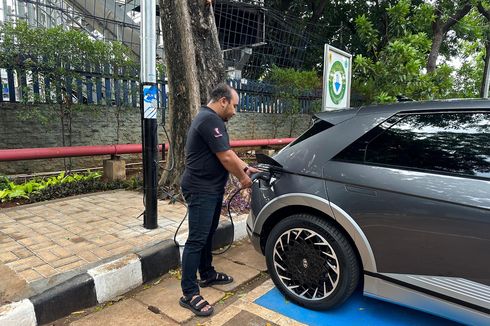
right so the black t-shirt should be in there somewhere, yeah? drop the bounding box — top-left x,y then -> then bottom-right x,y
181,106 -> 230,194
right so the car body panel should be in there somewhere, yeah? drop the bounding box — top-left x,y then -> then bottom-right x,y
324,161 -> 490,286
364,274 -> 490,325
248,193 -> 377,272
248,99 -> 490,323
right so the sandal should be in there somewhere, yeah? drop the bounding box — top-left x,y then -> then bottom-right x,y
199,272 -> 234,288
179,295 -> 214,317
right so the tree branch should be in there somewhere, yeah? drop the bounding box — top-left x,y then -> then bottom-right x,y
477,1 -> 490,21
309,0 -> 329,23
442,3 -> 472,32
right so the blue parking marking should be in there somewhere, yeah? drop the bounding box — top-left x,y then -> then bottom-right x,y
255,287 -> 461,326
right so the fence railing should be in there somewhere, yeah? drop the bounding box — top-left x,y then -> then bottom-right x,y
229,79 -> 322,114
1,67 -> 321,114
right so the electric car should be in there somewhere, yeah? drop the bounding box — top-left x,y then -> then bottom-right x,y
247,99 -> 490,325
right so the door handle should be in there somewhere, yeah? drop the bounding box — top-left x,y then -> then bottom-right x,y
345,185 -> 377,196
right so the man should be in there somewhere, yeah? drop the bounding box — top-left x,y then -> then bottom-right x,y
179,83 -> 259,316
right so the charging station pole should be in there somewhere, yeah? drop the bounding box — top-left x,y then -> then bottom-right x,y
140,0 -> 158,229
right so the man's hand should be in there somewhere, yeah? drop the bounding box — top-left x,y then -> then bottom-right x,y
245,166 -> 260,176
239,175 -> 253,189
239,166 -> 260,188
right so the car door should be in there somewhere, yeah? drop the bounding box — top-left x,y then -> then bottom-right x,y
324,110 -> 490,306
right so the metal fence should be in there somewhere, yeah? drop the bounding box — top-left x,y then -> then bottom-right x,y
0,65 -> 164,108
0,66 -> 321,114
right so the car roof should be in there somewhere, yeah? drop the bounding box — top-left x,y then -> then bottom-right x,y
316,99 -> 490,124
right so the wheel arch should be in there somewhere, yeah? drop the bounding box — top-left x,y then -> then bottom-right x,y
254,193 -> 377,273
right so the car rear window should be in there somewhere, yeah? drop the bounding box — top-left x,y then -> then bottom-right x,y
335,111 -> 490,179
288,119 -> 333,147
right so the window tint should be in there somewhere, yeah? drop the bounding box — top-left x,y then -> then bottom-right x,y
288,119 -> 333,147
334,115 -> 403,162
337,112 -> 490,178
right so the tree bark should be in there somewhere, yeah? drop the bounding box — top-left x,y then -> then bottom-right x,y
477,2 -> 490,97
188,0 -> 226,104
426,2 -> 472,73
158,0 -> 200,189
309,0 -> 329,24
481,39 -> 490,97
158,0 -> 225,190
427,22 -> 444,73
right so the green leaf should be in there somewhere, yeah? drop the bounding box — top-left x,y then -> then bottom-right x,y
25,183 -> 33,194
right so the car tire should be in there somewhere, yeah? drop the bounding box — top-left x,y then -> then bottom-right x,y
265,213 -> 360,310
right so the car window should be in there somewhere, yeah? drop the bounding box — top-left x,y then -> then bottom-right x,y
364,112 -> 490,178
287,119 -> 333,147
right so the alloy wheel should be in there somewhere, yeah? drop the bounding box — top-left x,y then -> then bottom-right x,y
272,227 -> 340,301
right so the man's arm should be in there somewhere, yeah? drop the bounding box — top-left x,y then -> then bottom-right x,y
216,150 -> 258,188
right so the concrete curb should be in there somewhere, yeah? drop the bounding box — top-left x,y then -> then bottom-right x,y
0,221 -> 247,326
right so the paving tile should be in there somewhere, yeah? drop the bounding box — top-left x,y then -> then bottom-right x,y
203,257 -> 261,293
50,255 -> 80,268
77,251 -> 100,263
71,298 -> 177,326
29,240 -> 57,251
12,248 -> 33,259
34,264 -> 58,278
108,244 -> 134,255
56,260 -> 86,273
0,251 -> 18,263
92,234 -> 119,245
91,247 -> 112,259
220,240 -> 267,272
18,237 -> 38,246
65,242 -> 97,254
18,268 -> 43,283
54,238 -> 74,247
222,310 -> 279,326
135,276 -> 224,324
0,191 -> 189,290
0,214 -> 14,223
201,305 -> 242,326
35,249 -> 59,262
50,245 -> 73,258
7,256 -> 44,272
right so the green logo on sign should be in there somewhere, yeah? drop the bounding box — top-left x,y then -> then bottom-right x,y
328,61 -> 347,105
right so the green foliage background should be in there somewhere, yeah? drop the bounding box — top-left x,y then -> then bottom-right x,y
266,0 -> 490,105
0,21 -> 137,104
353,0 -> 487,103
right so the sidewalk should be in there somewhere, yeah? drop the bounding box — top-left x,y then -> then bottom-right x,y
58,240 -> 304,326
0,190 -> 248,324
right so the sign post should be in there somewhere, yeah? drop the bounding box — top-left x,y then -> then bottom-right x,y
322,45 -> 352,110
140,0 -> 158,229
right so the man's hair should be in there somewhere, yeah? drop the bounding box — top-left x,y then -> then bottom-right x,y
209,83 -> 234,103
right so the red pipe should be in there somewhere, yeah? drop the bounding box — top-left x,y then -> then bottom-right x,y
0,138 -> 294,161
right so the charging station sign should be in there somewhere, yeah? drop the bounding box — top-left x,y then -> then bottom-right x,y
322,45 -> 352,110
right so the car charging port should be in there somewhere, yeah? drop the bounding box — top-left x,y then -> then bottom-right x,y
251,171 -> 272,183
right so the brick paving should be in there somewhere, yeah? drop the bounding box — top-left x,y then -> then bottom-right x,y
65,241 -> 302,326
0,190 -> 202,286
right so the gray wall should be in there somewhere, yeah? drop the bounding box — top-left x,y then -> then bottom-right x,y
0,103 -> 312,175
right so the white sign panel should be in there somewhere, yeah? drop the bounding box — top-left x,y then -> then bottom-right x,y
322,45 -> 352,110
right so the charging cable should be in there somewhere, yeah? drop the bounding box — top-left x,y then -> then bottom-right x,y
171,184 -> 243,255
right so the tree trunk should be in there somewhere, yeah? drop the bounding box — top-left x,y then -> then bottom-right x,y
188,0 -> 226,104
309,0 -> 329,24
158,0 -> 200,189
158,0 -> 225,190
426,3 -> 472,73
481,36 -> 490,97
477,2 -> 490,97
427,24 -> 444,73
